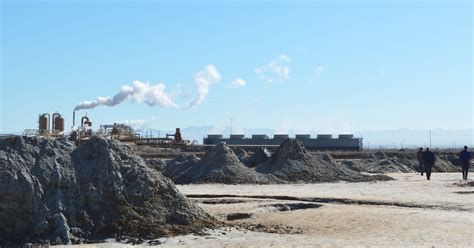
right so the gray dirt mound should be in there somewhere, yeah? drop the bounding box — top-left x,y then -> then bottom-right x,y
374,151 -> 388,159
256,139 -> 392,182
343,158 -> 416,173
244,147 -> 271,168
345,152 -> 461,174
320,153 -> 337,165
162,154 -> 201,181
389,152 -> 461,173
432,155 -> 461,172
0,136 -> 216,245
233,148 -> 250,162
145,158 -> 166,171
163,142 -> 278,184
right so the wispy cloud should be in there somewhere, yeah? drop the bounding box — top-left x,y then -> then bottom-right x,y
230,78 -> 247,88
256,54 -> 292,82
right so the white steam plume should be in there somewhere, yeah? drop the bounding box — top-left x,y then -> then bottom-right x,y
74,81 -> 176,111
182,64 -> 221,109
74,65 -> 221,111
255,54 -> 291,83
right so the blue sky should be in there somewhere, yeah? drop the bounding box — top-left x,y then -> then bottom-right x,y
1,0 -> 472,135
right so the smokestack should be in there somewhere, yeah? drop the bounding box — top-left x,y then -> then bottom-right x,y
73,111 -> 76,127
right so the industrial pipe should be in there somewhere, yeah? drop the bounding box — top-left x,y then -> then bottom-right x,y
81,116 -> 90,127
52,113 -> 60,130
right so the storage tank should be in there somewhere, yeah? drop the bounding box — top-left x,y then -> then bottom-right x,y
230,134 -> 245,139
317,134 -> 332,139
338,134 -> 354,139
295,134 -> 311,139
52,113 -> 64,132
38,113 -> 50,130
252,134 -> 268,139
274,134 -> 289,139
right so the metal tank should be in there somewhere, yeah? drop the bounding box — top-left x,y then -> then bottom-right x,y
38,113 -> 50,130
52,113 -> 64,132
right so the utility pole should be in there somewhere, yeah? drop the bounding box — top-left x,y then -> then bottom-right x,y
429,130 -> 432,149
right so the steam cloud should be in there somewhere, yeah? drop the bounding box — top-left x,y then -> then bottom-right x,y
255,54 -> 291,82
74,65 -> 221,111
230,78 -> 247,88
182,64 -> 221,109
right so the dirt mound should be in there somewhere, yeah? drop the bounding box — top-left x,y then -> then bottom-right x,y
432,155 -> 461,172
164,142 -> 278,184
0,136 -> 215,245
244,147 -> 271,168
320,153 -> 337,165
256,139 -> 392,182
374,151 -> 388,159
345,152 -> 461,174
162,154 -> 201,181
386,152 -> 461,173
233,148 -> 250,162
348,159 -> 415,173
145,158 -> 166,171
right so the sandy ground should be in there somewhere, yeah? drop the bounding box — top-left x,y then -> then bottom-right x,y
56,173 -> 473,247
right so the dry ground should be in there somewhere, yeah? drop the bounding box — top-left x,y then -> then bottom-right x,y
56,173 -> 473,247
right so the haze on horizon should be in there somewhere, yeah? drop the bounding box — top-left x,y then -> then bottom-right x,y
1,1 -> 472,146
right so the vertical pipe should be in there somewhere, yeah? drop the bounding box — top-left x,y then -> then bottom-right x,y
52,113 -> 59,130
73,111 -> 76,127
46,113 -> 50,130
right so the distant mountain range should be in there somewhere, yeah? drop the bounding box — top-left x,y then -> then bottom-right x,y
136,127 -> 473,149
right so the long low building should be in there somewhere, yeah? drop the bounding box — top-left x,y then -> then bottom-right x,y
203,134 -> 363,150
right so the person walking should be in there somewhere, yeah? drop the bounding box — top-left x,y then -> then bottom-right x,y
422,148 -> 436,180
417,147 -> 424,176
459,146 -> 471,180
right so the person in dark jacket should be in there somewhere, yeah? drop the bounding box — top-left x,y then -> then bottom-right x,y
416,147 -> 424,176
422,148 -> 436,180
459,146 -> 471,180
